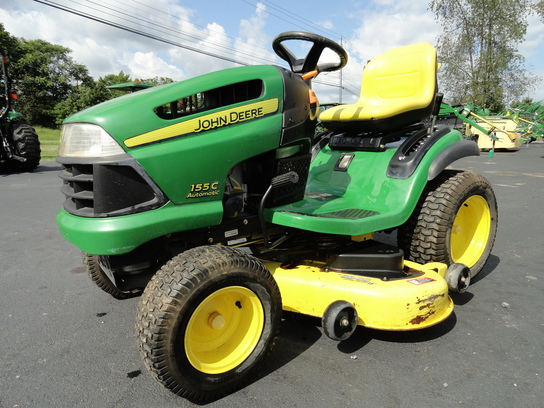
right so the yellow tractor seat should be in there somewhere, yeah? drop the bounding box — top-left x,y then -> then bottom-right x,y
319,42 -> 438,134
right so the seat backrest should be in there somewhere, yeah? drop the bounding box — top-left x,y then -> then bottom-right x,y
319,42 -> 438,133
361,42 -> 437,114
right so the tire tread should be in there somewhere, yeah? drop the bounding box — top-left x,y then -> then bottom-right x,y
398,170 -> 498,277
136,245 -> 281,402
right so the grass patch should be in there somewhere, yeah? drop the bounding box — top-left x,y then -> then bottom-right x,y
35,126 -> 61,161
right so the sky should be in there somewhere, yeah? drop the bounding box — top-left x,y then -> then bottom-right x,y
1,0 -> 544,105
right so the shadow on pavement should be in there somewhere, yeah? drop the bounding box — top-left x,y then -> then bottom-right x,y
255,311 -> 323,375
472,254 -> 500,286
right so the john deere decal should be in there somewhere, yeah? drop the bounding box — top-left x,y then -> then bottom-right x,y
125,98 -> 279,147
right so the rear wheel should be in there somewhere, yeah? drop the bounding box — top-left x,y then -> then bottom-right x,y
9,121 -> 41,171
398,170 -> 498,278
136,245 -> 282,402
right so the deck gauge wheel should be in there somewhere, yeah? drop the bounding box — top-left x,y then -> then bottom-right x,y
322,300 -> 359,341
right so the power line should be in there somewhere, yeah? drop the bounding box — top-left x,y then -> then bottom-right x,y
239,1 -> 367,90
67,0 -> 278,66
129,0 -> 274,57
254,0 -> 342,40
243,0 -> 370,64
33,0 -> 253,66
32,0 -> 361,94
343,40 -> 371,64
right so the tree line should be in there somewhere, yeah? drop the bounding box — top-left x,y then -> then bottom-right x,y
0,23 -> 172,128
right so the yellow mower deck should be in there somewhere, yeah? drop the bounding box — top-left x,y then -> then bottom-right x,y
264,259 -> 453,331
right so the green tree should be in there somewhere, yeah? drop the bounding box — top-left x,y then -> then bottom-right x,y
429,0 -> 537,112
535,1 -> 544,21
0,23 -> 19,57
97,71 -> 131,87
53,81 -> 107,125
53,71 -> 135,125
11,39 -> 93,127
0,24 -> 22,115
97,71 -> 132,99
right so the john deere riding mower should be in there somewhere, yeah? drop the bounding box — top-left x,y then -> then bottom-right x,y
0,50 -> 40,172
56,32 -> 497,401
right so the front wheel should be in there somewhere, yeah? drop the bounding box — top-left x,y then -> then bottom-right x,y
136,245 -> 282,402
83,253 -> 141,299
398,170 -> 498,278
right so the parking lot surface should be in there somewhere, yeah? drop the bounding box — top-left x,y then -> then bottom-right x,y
1,144 -> 543,408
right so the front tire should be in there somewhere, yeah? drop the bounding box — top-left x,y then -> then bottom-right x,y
398,170 -> 498,278
136,245 -> 282,402
83,253 -> 141,299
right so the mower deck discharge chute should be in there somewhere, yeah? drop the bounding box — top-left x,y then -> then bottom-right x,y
56,32 -> 497,402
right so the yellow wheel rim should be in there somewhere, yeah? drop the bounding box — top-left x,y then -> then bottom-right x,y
450,195 -> 491,267
185,286 -> 264,374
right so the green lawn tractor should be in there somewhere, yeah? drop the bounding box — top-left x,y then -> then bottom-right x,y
0,50 -> 40,172
56,32 -> 498,402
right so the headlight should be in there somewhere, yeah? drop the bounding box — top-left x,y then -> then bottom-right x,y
58,123 -> 125,157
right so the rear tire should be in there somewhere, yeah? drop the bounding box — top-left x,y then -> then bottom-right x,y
9,121 -> 41,171
398,170 -> 498,278
136,245 -> 282,402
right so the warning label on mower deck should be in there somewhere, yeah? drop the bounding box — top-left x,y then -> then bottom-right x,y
125,98 -> 279,147
407,277 -> 436,285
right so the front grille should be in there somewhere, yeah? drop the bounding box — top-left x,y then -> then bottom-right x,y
59,163 -> 94,216
58,156 -> 165,217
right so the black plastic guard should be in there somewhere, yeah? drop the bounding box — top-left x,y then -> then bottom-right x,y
387,125 -> 449,180
427,139 -> 480,181
328,241 -> 405,279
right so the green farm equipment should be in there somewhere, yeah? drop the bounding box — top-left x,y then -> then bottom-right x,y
0,50 -> 40,171
105,81 -> 154,93
56,32 -> 498,401
436,103 -> 520,153
504,103 -> 544,144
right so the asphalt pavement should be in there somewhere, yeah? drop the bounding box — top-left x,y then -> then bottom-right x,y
1,144 -> 543,408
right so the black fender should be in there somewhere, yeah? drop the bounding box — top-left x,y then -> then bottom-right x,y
427,139 -> 480,181
387,126 -> 449,180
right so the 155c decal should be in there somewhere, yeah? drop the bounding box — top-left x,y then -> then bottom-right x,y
186,182 -> 220,199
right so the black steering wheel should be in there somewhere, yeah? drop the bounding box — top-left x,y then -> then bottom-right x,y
272,31 -> 348,75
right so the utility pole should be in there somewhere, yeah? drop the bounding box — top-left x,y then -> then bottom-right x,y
339,37 -> 343,103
